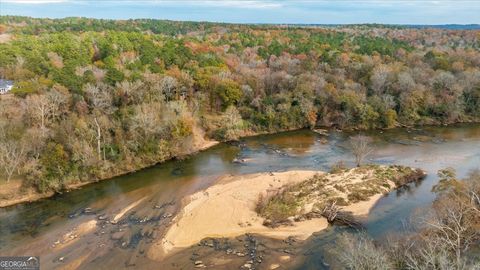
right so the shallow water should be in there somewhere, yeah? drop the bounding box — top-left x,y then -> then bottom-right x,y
1,124 -> 479,269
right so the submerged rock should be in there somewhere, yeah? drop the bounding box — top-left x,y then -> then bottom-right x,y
233,158 -> 247,164
83,207 -> 95,215
111,231 -> 125,240
242,263 -> 252,269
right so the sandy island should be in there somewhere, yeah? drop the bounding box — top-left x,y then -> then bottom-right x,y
148,166 -> 414,260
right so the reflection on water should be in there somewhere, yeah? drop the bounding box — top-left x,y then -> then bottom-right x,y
0,124 -> 479,269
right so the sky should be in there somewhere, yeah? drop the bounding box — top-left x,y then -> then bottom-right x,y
1,0 -> 480,25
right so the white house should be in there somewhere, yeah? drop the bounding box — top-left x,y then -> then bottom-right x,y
0,79 -> 13,94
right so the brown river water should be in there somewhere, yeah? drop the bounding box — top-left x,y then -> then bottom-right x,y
1,124 -> 479,269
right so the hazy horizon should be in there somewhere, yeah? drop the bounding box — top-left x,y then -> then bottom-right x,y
1,0 -> 480,25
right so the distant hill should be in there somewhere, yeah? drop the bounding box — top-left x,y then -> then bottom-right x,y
405,24 -> 480,30
287,23 -> 480,30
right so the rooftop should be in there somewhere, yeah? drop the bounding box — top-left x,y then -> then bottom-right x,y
0,79 -> 13,88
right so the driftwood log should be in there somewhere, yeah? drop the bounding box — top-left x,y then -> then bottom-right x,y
322,201 -> 340,222
321,201 -> 363,229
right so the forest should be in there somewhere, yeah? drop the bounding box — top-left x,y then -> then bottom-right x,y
0,16 -> 480,193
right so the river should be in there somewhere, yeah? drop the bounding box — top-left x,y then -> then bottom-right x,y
1,124 -> 479,269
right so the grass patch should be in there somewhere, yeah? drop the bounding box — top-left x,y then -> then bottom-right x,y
256,186 -> 299,223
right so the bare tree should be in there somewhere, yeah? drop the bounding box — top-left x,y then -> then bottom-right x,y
143,72 -> 165,103
371,64 -> 391,94
406,170 -> 480,270
23,89 -> 67,135
84,84 -> 115,162
222,106 -> 243,141
336,233 -> 392,270
46,87 -> 69,121
130,102 -> 164,140
423,179 -> 480,269
0,142 -> 25,182
115,80 -> 143,104
84,83 -> 114,114
0,129 -> 26,182
24,94 -> 52,135
403,235 -> 457,270
160,76 -> 178,102
335,172 -> 480,270
93,117 -> 102,161
64,120 -> 97,168
350,135 -> 373,167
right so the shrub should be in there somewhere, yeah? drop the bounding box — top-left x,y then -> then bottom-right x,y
330,160 -> 347,174
255,187 -> 299,224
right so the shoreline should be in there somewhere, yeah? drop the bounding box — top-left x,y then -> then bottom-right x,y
0,140 -> 219,208
0,120 -> 468,208
0,125 -> 309,208
148,168 -> 402,260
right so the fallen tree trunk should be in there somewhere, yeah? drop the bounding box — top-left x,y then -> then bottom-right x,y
320,202 -> 363,229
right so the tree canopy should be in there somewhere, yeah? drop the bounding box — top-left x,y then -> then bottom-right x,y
0,16 -> 480,192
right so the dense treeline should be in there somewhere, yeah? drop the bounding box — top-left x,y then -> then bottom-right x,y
0,16 -> 223,35
0,16 -> 480,193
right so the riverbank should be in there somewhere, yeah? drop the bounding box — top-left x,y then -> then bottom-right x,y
0,120 -> 465,209
0,179 -> 55,208
0,121 -> 319,208
0,138 -> 219,208
148,165 -> 426,259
